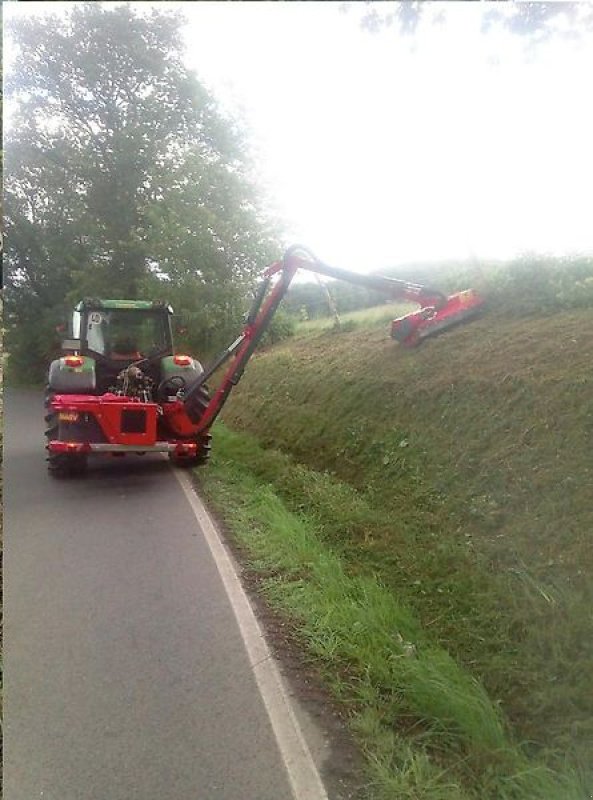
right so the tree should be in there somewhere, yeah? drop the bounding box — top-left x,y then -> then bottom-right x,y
355,1 -> 593,40
5,3 -> 279,379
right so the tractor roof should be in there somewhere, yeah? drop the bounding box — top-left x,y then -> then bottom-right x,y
76,299 -> 173,313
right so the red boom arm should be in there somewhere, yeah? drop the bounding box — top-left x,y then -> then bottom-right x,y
182,246 -> 453,433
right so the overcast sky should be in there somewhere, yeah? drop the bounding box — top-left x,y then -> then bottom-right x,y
5,2 -> 593,271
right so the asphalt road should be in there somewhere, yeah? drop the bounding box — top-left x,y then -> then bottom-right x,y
3,389 -> 298,800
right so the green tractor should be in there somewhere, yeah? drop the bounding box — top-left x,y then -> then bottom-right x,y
45,299 -> 211,475
45,247 -> 484,477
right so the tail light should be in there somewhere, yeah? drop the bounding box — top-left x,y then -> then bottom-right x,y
64,355 -> 84,367
50,441 -> 91,453
173,355 -> 192,367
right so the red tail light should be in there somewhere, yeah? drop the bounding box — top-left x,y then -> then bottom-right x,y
50,441 -> 91,453
64,355 -> 84,367
173,355 -> 192,367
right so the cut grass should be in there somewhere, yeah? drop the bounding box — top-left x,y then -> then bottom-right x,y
198,425 -> 586,799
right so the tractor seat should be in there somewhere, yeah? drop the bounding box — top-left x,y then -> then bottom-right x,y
110,350 -> 142,361
110,337 -> 142,361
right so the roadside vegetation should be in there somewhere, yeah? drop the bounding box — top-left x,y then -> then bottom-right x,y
4,5 -> 280,385
199,426 -> 587,799
199,263 -> 593,798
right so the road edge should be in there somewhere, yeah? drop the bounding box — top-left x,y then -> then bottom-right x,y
173,469 -> 329,800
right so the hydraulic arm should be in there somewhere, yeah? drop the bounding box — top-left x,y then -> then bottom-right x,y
183,245 -> 483,432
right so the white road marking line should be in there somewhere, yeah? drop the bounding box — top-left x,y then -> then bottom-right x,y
174,469 -> 329,800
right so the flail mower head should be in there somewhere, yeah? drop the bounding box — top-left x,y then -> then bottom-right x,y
390,288 -> 484,346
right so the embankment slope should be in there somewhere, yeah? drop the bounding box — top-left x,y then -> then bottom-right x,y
220,306 -> 593,773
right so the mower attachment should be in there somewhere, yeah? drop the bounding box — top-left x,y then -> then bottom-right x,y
391,288 -> 484,346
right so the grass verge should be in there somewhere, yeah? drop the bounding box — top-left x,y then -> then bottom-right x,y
197,424 -> 586,800
220,304 -> 593,780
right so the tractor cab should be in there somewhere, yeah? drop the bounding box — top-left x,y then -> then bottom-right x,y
67,299 -> 175,393
73,299 -> 174,359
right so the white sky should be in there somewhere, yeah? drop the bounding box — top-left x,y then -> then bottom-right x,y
5,1 -> 593,270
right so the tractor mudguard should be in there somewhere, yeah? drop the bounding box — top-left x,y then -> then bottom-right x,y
48,355 -> 96,393
159,355 -> 204,393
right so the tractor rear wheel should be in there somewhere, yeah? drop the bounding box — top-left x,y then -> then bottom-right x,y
168,432 -> 212,469
160,380 -> 213,469
44,384 -> 55,419
47,451 -> 88,477
179,383 -> 211,425
45,410 -> 88,477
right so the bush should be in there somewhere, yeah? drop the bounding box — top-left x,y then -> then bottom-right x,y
4,310 -> 64,386
446,256 -> 593,316
260,310 -> 297,346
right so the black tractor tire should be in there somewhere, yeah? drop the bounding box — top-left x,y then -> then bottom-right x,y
44,384 -> 55,418
45,409 -> 88,478
181,383 -> 212,426
168,432 -> 212,469
189,384 -> 210,417
168,382 -> 212,468
47,451 -> 88,478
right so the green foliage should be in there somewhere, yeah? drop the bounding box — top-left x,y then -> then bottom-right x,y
482,256 -> 593,315
285,280 -> 388,320
260,310 -> 296,347
4,3 -> 279,381
5,308 -> 63,385
359,1 -> 593,40
138,273 -> 247,361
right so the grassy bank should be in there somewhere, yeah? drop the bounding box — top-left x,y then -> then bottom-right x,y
198,425 -> 585,799
294,301 -> 412,335
212,302 -> 592,793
